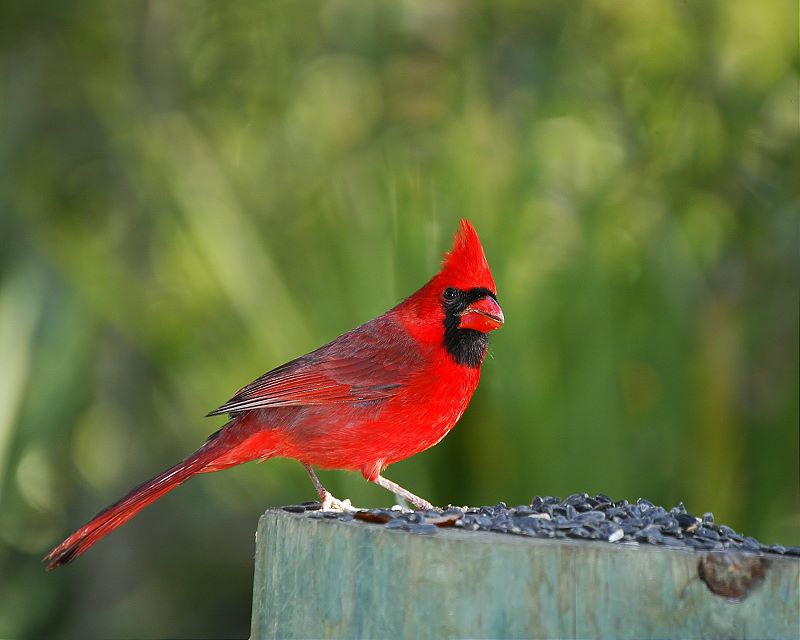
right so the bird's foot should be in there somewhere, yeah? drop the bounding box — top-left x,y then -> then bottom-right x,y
373,474 -> 436,511
304,464 -> 359,513
408,496 -> 435,511
320,491 -> 358,513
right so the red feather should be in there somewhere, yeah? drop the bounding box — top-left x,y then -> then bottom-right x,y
44,219 -> 502,569
207,314 -> 423,415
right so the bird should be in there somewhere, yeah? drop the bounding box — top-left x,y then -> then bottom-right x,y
44,219 -> 503,570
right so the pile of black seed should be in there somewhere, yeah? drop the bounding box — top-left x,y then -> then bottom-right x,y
281,493 -> 800,557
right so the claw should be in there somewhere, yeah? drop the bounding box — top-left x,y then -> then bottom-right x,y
320,491 -> 358,513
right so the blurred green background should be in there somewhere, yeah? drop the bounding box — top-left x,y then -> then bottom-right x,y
1,1 -> 797,638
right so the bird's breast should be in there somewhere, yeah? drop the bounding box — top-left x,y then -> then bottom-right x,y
374,356 -> 482,465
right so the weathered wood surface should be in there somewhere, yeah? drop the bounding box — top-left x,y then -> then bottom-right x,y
251,509 -> 799,639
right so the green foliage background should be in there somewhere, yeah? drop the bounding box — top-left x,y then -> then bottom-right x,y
1,1 -> 797,637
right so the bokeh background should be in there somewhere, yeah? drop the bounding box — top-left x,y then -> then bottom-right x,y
1,1 -> 797,638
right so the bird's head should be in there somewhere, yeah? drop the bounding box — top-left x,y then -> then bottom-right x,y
398,219 -> 504,367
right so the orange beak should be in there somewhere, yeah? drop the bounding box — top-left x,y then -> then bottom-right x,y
458,296 -> 504,333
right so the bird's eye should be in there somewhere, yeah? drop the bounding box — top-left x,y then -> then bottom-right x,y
443,287 -> 458,301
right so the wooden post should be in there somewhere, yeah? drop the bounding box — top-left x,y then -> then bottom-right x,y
251,509 -> 799,639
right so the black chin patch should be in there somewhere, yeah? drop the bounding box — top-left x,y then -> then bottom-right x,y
441,287 -> 495,368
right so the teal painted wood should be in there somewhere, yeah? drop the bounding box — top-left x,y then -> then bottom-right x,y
251,510 -> 800,639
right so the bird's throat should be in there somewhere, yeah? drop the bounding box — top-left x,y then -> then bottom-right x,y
442,322 -> 488,368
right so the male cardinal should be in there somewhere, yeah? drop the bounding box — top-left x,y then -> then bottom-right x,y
45,219 -> 503,569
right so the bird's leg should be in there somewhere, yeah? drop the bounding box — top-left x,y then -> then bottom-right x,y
303,464 -> 356,513
373,475 -> 435,511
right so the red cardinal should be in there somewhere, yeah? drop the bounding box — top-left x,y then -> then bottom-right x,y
45,219 -> 503,569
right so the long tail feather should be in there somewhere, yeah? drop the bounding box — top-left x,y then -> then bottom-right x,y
44,444 -> 221,570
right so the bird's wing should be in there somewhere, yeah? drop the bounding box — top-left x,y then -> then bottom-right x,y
207,314 -> 426,416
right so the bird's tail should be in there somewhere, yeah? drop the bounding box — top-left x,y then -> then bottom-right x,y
44,437 -> 229,570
